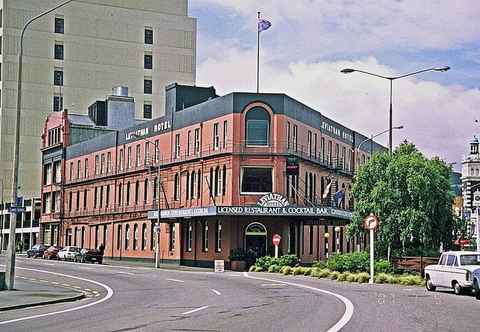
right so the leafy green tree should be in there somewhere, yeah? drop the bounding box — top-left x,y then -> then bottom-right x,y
348,141 -> 454,257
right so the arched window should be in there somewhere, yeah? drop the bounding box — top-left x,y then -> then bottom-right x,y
214,166 -> 220,196
222,165 -> 227,195
190,171 -> 196,198
245,222 -> 267,235
174,174 -> 179,201
135,180 -> 139,204
197,170 -> 201,197
245,107 -> 270,146
125,224 -> 130,249
133,224 -> 138,250
142,223 -> 147,250
144,179 -> 148,203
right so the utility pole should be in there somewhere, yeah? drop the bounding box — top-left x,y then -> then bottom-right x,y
4,0 -> 75,290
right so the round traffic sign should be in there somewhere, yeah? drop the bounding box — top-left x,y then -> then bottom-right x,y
363,213 -> 379,230
272,234 -> 282,246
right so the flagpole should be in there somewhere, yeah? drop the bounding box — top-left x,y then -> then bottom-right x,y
256,11 -> 260,93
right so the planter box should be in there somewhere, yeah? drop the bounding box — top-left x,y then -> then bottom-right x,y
230,260 -> 246,272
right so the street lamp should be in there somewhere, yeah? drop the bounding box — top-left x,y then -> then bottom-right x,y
4,0 -> 75,291
341,66 -> 449,153
355,126 -> 404,171
131,135 -> 161,268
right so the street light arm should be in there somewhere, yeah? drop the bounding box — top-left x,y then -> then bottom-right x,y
342,69 -> 392,80
392,67 -> 448,80
357,127 -> 401,152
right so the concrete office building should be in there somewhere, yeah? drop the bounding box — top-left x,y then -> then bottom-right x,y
0,0 -> 196,203
40,83 -> 386,268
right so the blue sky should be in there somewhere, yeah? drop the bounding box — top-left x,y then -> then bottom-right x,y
190,1 -> 480,168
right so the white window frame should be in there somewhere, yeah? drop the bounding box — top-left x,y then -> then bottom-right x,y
240,166 -> 274,195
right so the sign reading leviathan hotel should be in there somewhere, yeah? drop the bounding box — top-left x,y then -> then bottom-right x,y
151,193 -> 353,220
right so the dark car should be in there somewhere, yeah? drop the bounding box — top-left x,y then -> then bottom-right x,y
26,244 -> 46,258
74,249 -> 103,264
43,246 -> 61,260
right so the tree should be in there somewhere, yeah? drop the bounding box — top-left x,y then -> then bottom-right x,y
348,141 -> 454,257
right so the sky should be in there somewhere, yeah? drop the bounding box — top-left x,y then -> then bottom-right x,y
189,1 -> 480,170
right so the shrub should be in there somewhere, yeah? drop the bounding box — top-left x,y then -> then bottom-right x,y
346,273 -> 358,282
282,266 -> 293,275
337,272 -> 349,282
312,260 -> 326,269
356,272 -> 370,283
268,264 -> 280,273
293,267 -> 307,275
329,271 -> 340,280
255,256 -> 279,270
397,275 -> 423,286
254,266 -> 264,272
318,269 -> 332,278
278,255 -> 300,267
375,259 -> 392,274
326,251 -> 369,273
374,272 -> 390,284
248,265 -> 257,272
304,268 -> 313,276
311,268 -> 322,278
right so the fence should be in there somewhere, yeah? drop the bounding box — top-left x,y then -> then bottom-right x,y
392,256 -> 439,276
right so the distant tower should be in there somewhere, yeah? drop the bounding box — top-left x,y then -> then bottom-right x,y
461,136 -> 480,238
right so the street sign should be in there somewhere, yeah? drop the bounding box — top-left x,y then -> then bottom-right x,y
214,260 -> 224,273
364,213 -> 379,230
272,234 -> 282,246
8,206 -> 25,213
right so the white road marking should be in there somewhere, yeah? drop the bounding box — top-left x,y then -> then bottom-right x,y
244,272 -> 354,332
166,278 -> 185,283
211,289 -> 221,296
260,283 -> 284,287
182,305 -> 209,315
116,271 -> 136,276
0,266 -> 114,326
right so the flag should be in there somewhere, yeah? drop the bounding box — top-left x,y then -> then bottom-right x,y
322,179 -> 332,199
258,19 -> 272,32
335,189 -> 345,204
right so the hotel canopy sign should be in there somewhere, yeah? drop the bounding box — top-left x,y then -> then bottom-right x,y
153,193 -> 352,220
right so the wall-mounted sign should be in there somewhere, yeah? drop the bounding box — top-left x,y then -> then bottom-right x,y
286,157 -> 299,176
257,193 -> 289,207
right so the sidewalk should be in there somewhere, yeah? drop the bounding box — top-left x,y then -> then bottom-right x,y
0,279 -> 84,311
103,258 -> 213,272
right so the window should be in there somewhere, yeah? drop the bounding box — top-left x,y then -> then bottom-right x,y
93,187 -> 98,208
246,107 -> 270,146
76,160 -> 81,179
222,165 -> 227,195
145,28 -> 153,44
446,255 -> 456,266
125,224 -> 130,249
213,123 -> 219,150
144,54 -> 153,69
174,174 -> 179,201
55,17 -> 64,34
169,223 -> 175,251
144,179 -> 148,203
190,172 -> 196,198
95,226 -> 99,249
175,134 -> 180,158
100,154 -> 105,174
135,181 -> 139,204
194,128 -> 200,155
133,224 -> 138,250
314,133 -> 318,159
136,144 -> 141,167
287,122 -> 291,149
186,222 -> 192,252
127,146 -> 132,169
215,220 -> 222,252
154,140 -> 159,163
223,121 -> 228,148
126,182 -> 130,205
54,69 -> 63,86
142,223 -> 147,250
153,177 -> 158,201
308,130 -> 312,157
53,95 -> 63,112
95,155 -> 99,175
107,152 -> 111,173
309,225 -> 314,255
293,125 -> 298,151
99,186 -> 104,208
144,79 -> 152,94
187,131 -> 191,156
54,43 -> 64,60
197,170 -> 201,198
44,163 -> 53,185
68,192 -> 72,212
117,225 -> 122,250
214,166 -> 220,196
186,173 -> 190,200
118,184 -> 122,206
53,161 -> 61,184
83,189 -> 87,210
144,142 -> 149,165
84,158 -> 88,178
328,141 -> 332,165
143,104 -> 152,119
241,167 -> 272,193
321,137 -> 325,162
202,221 -> 209,252
69,162 -> 73,180
106,185 -> 110,207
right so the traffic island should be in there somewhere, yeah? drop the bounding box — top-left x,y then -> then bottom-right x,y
0,280 -> 85,311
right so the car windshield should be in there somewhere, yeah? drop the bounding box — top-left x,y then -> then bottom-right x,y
459,254 -> 480,266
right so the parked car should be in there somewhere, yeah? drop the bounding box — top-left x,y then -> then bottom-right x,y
26,244 -> 46,258
58,246 -> 81,261
424,251 -> 480,295
74,248 -> 103,264
43,246 -> 61,260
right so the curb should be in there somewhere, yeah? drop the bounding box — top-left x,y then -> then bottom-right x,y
0,292 -> 85,312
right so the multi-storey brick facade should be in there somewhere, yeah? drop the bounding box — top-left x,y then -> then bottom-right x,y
40,83 -> 385,268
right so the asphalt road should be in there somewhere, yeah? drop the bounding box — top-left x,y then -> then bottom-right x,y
1,256 -> 479,332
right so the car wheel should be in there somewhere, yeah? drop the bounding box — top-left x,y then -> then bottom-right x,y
453,282 -> 463,295
425,277 -> 436,292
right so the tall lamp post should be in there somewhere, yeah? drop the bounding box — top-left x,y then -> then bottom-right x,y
341,66 -> 449,153
355,126 -> 404,171
4,0 -> 75,290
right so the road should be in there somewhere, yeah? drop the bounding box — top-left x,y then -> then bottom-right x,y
1,256 -> 479,332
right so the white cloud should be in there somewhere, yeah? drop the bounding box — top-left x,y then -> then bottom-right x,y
197,47 -> 480,165
195,0 -> 480,54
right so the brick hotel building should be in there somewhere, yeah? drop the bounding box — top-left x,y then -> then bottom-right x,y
40,84 -> 385,268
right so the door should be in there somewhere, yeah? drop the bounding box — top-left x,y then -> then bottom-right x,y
245,222 -> 267,260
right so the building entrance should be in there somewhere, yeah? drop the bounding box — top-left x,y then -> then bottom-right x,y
245,222 -> 267,258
